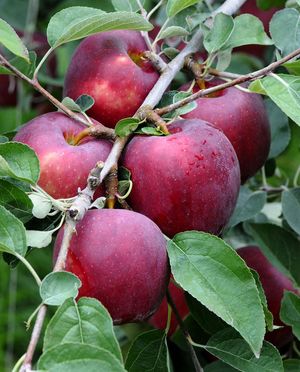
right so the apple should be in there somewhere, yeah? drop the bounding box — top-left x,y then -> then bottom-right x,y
13,112 -> 112,199
181,79 -> 270,183
54,209 -> 170,324
0,75 -> 17,107
64,30 -> 159,128
122,118 -> 241,237
238,245 -> 297,347
149,279 -> 189,335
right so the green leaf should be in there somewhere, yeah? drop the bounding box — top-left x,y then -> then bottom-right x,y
26,230 -> 53,249
280,291 -> 300,341
204,360 -> 237,372
0,142 -> 40,184
115,117 -> 140,137
40,271 -> 81,306
167,232 -> 265,357
250,270 -> 273,332
204,13 -> 234,54
0,51 -> 36,77
44,297 -> 122,362
0,18 -> 29,61
270,8 -> 300,57
265,99 -> 290,159
228,186 -> 266,228
247,223 -> 300,287
185,293 -> 227,335
283,60 -> 300,75
159,26 -> 189,40
0,179 -> 32,222
112,0 -> 145,12
47,7 -> 153,48
125,329 -> 170,372
0,204 -> 27,256
28,193 -> 52,219
75,94 -> 95,112
249,74 -> 300,126
205,328 -> 284,372
166,0 -> 201,18
173,91 -> 197,116
283,359 -> 300,372
38,343 -> 126,371
256,0 -> 285,10
282,188 -> 300,235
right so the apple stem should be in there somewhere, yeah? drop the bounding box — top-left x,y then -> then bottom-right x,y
166,289 -> 204,372
105,166 -> 118,209
72,128 -> 91,145
138,105 -> 169,134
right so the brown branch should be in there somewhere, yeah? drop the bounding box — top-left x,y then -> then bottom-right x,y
137,105 -> 169,134
166,290 -> 203,372
156,47 -> 300,116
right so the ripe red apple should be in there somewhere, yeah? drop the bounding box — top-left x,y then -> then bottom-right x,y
181,80 -> 270,183
54,209 -> 170,324
149,279 -> 189,335
122,118 -> 241,237
14,112 -> 112,198
237,245 -> 297,347
64,30 -> 159,128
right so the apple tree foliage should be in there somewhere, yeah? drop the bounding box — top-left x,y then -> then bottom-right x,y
0,0 -> 300,371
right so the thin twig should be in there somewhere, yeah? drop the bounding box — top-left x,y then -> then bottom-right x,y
166,290 -> 203,372
155,47 -> 300,116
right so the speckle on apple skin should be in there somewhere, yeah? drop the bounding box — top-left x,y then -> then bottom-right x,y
122,118 -> 241,237
64,30 -> 159,128
14,112 -> 112,199
54,209 -> 170,324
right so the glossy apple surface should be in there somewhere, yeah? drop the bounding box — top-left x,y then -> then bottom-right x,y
14,112 -> 112,198
64,30 -> 159,128
122,118 -> 241,237
149,279 -> 189,335
238,245 -> 296,347
181,80 -> 270,182
54,209 -> 170,324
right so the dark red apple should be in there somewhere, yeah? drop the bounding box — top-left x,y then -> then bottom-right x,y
14,112 -> 112,198
149,279 -> 189,335
0,75 -> 17,106
122,118 -> 240,237
64,30 -> 159,128
238,245 -> 297,347
181,80 -> 270,182
54,209 -> 170,324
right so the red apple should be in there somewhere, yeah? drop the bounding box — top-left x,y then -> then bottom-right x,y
54,209 -> 170,324
64,30 -> 159,128
0,75 -> 17,107
14,112 -> 112,198
181,79 -> 270,183
149,279 -> 189,335
122,118 -> 240,237
237,245 -> 297,348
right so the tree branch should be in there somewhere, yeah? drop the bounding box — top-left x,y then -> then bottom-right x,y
155,47 -> 300,116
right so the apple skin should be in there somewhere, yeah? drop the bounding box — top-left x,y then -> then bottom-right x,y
64,30 -> 159,128
14,112 -> 112,199
122,118 -> 241,237
237,246 -> 297,348
149,279 -> 189,335
54,209 -> 170,324
181,80 -> 270,183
